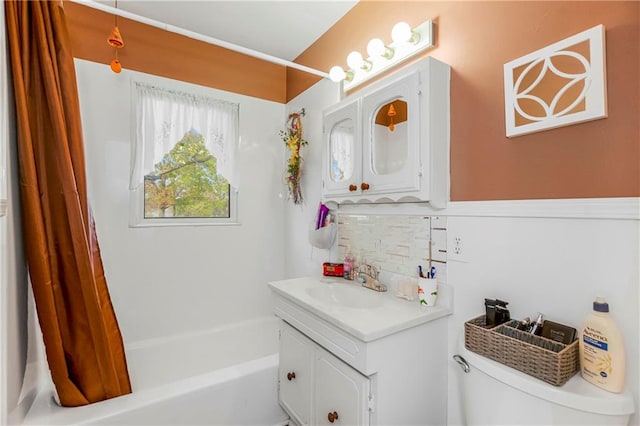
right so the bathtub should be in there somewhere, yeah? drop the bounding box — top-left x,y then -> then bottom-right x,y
20,316 -> 289,425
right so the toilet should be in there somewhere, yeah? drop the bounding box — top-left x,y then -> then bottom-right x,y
454,338 -> 635,425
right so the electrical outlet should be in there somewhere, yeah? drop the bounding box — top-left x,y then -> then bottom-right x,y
453,236 -> 462,255
448,235 -> 468,263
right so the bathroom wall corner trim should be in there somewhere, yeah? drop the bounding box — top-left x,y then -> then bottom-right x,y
443,197 -> 640,220
335,198 -> 640,220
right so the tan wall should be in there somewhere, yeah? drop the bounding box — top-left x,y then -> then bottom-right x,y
291,1 -> 640,200
64,2 -> 287,103
65,1 -> 639,201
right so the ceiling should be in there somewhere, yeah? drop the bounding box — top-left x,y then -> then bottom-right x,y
94,0 -> 358,61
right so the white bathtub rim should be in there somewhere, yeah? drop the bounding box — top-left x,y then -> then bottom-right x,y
125,315 -> 278,351
21,353 -> 279,426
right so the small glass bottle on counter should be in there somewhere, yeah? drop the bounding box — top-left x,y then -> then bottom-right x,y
343,246 -> 353,280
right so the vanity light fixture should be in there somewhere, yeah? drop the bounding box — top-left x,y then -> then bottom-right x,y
328,19 -> 434,92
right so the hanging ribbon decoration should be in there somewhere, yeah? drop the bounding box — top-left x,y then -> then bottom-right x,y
107,0 -> 124,73
280,109 -> 308,205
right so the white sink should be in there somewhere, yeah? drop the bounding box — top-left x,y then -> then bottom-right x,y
268,276 -> 452,342
305,284 -> 384,309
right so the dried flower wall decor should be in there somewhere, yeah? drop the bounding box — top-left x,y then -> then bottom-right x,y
280,110 -> 308,204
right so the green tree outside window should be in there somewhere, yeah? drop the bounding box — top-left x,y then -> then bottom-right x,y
144,130 -> 230,218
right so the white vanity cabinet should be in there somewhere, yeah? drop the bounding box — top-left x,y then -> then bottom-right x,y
322,57 -> 450,207
279,322 -> 371,426
270,277 -> 452,426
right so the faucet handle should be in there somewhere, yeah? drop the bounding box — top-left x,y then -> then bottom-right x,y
371,265 -> 379,279
370,279 -> 387,292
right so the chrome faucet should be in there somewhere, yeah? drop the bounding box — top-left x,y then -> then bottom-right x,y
358,264 -> 387,292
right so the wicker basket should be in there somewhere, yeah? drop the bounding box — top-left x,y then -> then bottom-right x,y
464,315 -> 579,386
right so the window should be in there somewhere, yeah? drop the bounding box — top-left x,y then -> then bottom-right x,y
143,130 -> 230,218
130,82 -> 239,226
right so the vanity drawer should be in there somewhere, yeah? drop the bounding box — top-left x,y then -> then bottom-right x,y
273,296 -> 374,375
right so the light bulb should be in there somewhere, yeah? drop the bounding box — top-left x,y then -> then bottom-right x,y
346,51 -> 363,69
391,21 -> 419,44
329,66 -> 346,82
346,51 -> 372,71
367,38 -> 394,60
367,39 -> 384,57
328,66 -> 353,83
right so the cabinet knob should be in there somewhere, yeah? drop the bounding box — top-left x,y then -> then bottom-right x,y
348,184 -> 357,192
360,182 -> 370,191
286,372 -> 296,381
328,411 -> 339,423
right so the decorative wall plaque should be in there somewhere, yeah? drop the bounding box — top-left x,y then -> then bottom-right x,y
503,25 -> 607,137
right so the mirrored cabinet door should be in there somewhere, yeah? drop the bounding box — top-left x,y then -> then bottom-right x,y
329,118 -> 355,184
323,98 -> 362,197
371,98 -> 409,176
362,71 -> 421,195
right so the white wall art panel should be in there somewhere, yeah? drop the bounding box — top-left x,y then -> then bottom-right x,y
503,25 -> 607,137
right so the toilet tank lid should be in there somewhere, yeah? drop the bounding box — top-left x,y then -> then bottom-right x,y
458,338 -> 635,416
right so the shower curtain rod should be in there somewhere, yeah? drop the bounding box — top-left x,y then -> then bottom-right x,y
69,0 -> 330,79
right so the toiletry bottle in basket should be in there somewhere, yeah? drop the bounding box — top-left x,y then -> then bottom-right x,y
529,313 -> 544,336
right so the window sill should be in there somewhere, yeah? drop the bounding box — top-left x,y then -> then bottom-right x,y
128,220 -> 241,228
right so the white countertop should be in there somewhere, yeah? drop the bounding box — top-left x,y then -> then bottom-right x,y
268,276 -> 452,342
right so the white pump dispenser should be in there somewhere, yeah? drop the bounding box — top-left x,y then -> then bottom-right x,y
579,297 -> 626,393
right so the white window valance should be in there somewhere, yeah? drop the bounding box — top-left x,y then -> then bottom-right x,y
131,82 -> 239,190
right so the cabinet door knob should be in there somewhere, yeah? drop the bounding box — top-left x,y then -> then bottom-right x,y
348,184 -> 357,192
286,372 -> 296,381
328,411 -> 339,423
360,182 -> 370,191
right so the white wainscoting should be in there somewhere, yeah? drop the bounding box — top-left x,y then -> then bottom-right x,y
443,204 -> 639,426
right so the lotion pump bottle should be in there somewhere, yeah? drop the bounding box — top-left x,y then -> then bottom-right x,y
579,297 -> 626,393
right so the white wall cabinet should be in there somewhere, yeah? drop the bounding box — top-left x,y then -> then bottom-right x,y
279,322 -> 371,426
322,57 -> 450,208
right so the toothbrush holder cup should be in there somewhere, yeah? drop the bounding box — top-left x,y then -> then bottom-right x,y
418,277 -> 438,306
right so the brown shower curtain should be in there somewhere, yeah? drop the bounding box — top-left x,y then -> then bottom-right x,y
4,1 -> 131,406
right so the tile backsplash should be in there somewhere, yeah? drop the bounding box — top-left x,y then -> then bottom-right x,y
337,214 -> 447,282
